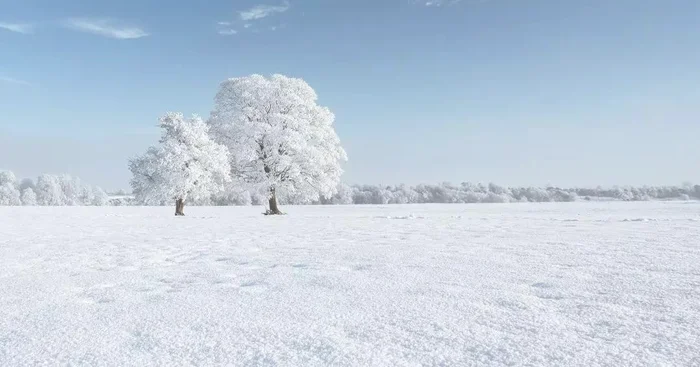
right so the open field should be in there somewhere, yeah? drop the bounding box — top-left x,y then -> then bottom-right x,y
1,202 -> 699,366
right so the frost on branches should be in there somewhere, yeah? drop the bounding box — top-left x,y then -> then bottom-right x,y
209,74 -> 347,215
0,170 -> 21,206
21,187 -> 37,206
129,113 -> 231,216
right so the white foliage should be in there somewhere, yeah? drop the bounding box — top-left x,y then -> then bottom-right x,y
0,170 -> 18,186
483,192 -> 512,203
231,190 -> 253,206
35,174 -> 66,206
60,174 -> 82,206
251,192 -> 268,206
330,183 -> 354,205
0,171 -> 110,206
92,187 -> 110,206
0,170 -> 21,206
80,186 -> 95,205
130,112 -> 231,205
0,183 -> 21,206
213,187 -> 253,206
21,187 -> 38,206
209,74 -> 347,204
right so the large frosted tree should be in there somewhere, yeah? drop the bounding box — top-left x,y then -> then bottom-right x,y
209,74 -> 347,214
129,113 -> 231,216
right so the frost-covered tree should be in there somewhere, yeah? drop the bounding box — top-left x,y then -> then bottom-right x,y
21,187 -> 37,206
0,184 -> 21,205
209,74 -> 347,215
19,178 -> 35,191
92,187 -> 110,206
79,185 -> 95,205
211,186 -> 254,206
0,170 -> 21,206
2,171 -> 108,206
0,170 -> 16,186
251,192 -> 268,206
35,174 -> 65,206
328,183 -> 354,205
130,112 -> 231,216
60,174 -> 83,206
488,182 -> 507,195
0,187 -> 21,206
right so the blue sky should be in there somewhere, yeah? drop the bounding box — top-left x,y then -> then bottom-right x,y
1,0 -> 699,190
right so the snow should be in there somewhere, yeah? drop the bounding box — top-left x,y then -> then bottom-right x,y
1,202 -> 699,366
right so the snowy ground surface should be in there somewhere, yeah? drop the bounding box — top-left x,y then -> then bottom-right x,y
1,202 -> 699,366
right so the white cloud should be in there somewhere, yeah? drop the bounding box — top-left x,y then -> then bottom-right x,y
63,18 -> 148,39
0,75 -> 31,87
423,0 -> 463,6
217,1 -> 289,36
239,2 -> 290,21
0,22 -> 34,34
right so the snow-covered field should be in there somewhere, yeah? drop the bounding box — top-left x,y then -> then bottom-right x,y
1,202 -> 699,366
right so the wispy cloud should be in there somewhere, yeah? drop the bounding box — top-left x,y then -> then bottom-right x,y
423,0 -> 464,6
217,1 -> 290,36
0,22 -> 34,34
63,18 -> 148,39
239,2 -> 290,21
0,75 -> 32,87
420,0 -> 492,7
218,29 -> 238,36
216,20 -> 238,35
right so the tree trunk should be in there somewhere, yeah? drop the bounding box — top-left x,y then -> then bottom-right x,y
175,198 -> 185,216
267,188 -> 283,215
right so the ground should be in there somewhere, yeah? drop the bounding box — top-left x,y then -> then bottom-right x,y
1,202 -> 699,366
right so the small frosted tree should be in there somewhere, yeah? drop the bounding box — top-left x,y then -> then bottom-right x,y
79,185 -> 95,205
92,187 -> 110,206
0,170 -> 17,186
35,174 -> 65,206
60,174 -> 82,206
0,170 -> 21,206
129,113 -> 231,216
0,185 -> 21,206
209,74 -> 347,215
21,187 -> 37,206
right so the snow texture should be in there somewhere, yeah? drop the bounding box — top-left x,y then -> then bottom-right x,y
1,202 -> 699,366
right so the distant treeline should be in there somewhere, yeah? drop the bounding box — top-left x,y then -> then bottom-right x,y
113,182 -> 699,206
315,182 -> 700,205
2,169 -> 697,207
0,171 -> 109,206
